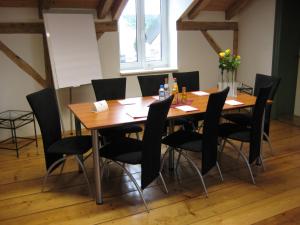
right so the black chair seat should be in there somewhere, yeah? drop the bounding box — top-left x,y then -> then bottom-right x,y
223,113 -> 252,127
47,135 -> 92,155
219,123 -> 251,142
100,137 -> 143,164
162,130 -> 203,152
99,124 -> 143,136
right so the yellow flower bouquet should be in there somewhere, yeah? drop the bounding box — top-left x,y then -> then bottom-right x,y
218,49 -> 241,97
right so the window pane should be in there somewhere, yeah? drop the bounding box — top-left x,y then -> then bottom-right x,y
119,0 -> 137,63
144,0 -> 161,62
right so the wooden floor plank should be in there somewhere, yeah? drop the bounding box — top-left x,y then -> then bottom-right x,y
0,120 -> 300,225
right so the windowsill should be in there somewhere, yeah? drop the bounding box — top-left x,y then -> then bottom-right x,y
120,67 -> 178,76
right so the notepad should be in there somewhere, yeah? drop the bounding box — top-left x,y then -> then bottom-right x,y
126,108 -> 149,118
192,91 -> 209,96
118,97 -> 141,105
225,100 -> 244,106
175,105 -> 198,112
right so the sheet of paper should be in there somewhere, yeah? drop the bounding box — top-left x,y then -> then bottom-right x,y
118,97 -> 141,105
175,105 -> 198,112
225,100 -> 244,106
126,108 -> 149,118
192,91 -> 209,96
152,96 -> 160,100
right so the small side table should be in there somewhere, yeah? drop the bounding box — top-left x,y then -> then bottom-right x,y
0,110 -> 38,157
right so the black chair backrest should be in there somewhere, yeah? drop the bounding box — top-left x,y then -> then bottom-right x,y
92,78 -> 126,101
26,88 -> 62,169
202,87 -> 229,175
141,95 -> 174,189
253,74 -> 281,135
137,74 -> 168,97
249,85 -> 272,164
172,71 -> 200,92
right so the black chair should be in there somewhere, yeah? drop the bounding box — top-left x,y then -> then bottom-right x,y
91,78 -> 143,140
137,74 -> 168,97
162,87 -> 229,197
219,85 -> 272,184
173,71 -> 204,130
26,88 -> 92,195
99,95 -> 173,212
223,74 -> 281,155
172,71 -> 200,92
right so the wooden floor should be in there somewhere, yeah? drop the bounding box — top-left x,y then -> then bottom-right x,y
0,120 -> 300,225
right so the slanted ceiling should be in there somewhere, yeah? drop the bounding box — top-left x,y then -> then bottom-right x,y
0,0 -> 128,20
180,0 -> 252,20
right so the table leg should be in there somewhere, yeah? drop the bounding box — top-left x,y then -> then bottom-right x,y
168,120 -> 175,171
92,129 -> 103,204
75,116 -> 83,172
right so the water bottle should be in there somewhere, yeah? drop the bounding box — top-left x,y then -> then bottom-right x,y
159,84 -> 165,100
164,78 -> 170,98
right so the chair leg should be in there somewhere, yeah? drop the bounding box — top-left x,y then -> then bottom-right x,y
75,155 -> 93,198
263,132 -> 274,155
228,140 -> 256,185
159,172 -> 168,194
175,150 -> 182,172
114,162 -> 150,212
135,132 -> 140,140
216,162 -> 224,182
42,156 -> 66,192
159,147 -> 170,173
237,142 -> 244,161
59,160 -> 66,175
180,151 -> 208,197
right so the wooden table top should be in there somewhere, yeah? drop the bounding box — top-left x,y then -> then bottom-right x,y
68,88 -> 257,130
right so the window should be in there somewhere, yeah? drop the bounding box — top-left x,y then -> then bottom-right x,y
119,0 -> 168,70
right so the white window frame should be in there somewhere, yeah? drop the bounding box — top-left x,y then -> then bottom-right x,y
119,0 -> 169,71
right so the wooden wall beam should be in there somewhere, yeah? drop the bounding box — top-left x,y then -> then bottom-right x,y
0,40 -> 47,87
188,0 -> 213,20
0,23 -> 44,34
111,0 -> 128,20
97,0 -> 114,19
201,30 -> 222,54
0,22 -> 117,34
177,21 -> 238,31
226,0 -> 252,20
94,21 -> 118,32
233,29 -> 238,55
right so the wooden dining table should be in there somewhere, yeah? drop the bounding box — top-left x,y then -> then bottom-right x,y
68,88 -> 257,205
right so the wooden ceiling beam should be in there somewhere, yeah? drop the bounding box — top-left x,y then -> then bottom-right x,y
177,21 -> 238,31
188,0 -> 213,20
38,0 -> 52,19
97,0 -> 114,19
225,0 -> 252,20
178,0 -> 201,21
111,0 -> 128,20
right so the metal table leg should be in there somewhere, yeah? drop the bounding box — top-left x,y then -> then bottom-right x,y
92,129 -> 103,204
168,120 -> 175,171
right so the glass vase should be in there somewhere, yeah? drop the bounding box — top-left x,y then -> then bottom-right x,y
227,70 -> 237,97
218,71 -> 227,91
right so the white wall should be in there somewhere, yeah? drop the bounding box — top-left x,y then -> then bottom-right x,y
0,0 -> 276,138
237,0 -> 276,86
